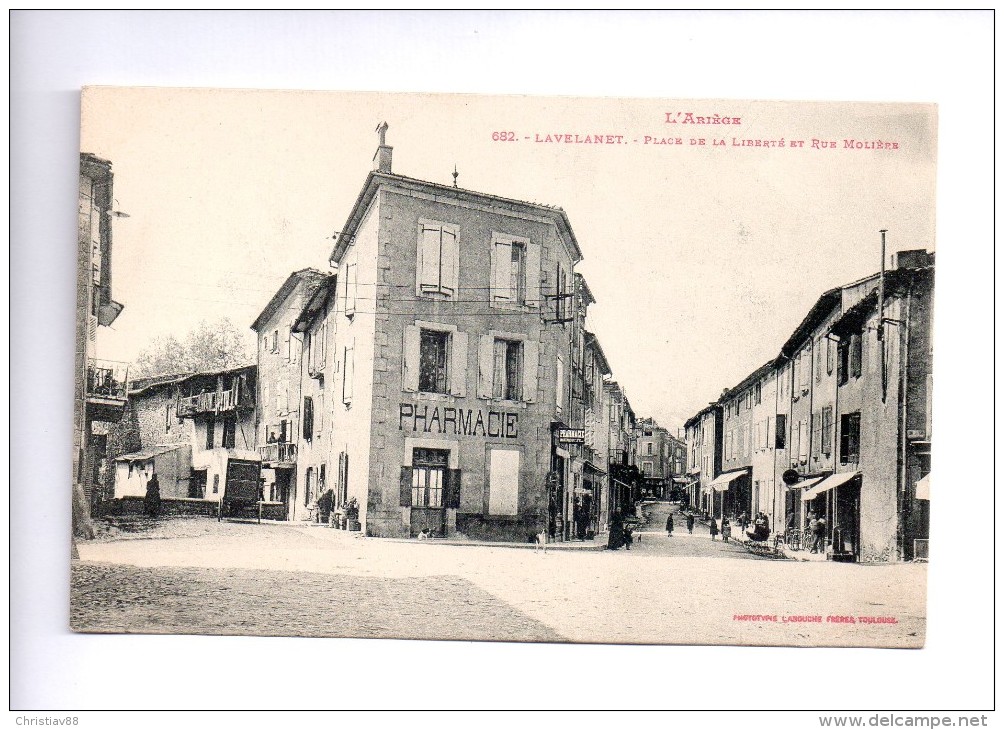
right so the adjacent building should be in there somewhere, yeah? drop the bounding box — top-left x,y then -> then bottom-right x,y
75,153 -> 128,528
684,249 -> 934,562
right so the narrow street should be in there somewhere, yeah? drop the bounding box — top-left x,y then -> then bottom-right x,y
623,501 -> 759,560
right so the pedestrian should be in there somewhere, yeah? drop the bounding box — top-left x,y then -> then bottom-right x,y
710,518 -> 719,541
812,516 -> 827,554
739,511 -> 749,532
686,514 -> 695,534
666,513 -> 674,537
808,512 -> 820,553
722,517 -> 732,543
607,510 -> 625,551
144,471 -> 161,518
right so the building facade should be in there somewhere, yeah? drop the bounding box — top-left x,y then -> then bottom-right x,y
684,249 -> 933,562
255,130 -> 592,541
251,268 -> 329,520
635,417 -> 672,499
75,153 -> 128,529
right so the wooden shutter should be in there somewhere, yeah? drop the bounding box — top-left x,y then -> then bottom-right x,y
399,466 -> 413,507
419,226 -> 441,293
490,239 -> 511,303
525,241 -> 541,308
850,333 -> 862,378
450,330 -> 468,397
445,468 -> 462,509
477,335 -> 494,399
440,227 -> 458,296
303,397 -> 313,440
345,263 -> 357,315
402,325 -> 421,392
522,339 -> 539,402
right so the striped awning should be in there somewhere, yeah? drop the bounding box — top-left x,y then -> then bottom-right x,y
802,471 -> 860,501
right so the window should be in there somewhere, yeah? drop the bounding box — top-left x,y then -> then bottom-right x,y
821,406 -> 833,456
272,330 -> 279,353
815,340 -> 822,382
555,356 -> 564,410
826,337 -> 834,375
319,463 -> 326,492
165,404 -> 172,433
647,442 -> 654,455
303,396 -> 314,440
222,419 -> 236,449
798,420 -> 808,461
404,324 -> 467,396
490,233 -> 539,308
420,329 -> 450,394
316,393 -> 324,434
206,417 -> 215,450
837,339 -> 850,385
493,339 -> 523,400
849,333 -> 862,379
417,221 -> 459,298
643,462 -> 653,476
775,414 -> 786,450
840,412 -> 861,464
342,344 -> 354,404
412,448 -> 448,508
212,474 -> 220,494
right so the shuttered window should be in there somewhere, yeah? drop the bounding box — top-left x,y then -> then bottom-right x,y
342,345 -> 354,404
490,233 -> 540,308
417,221 -> 459,298
303,396 -> 314,441
821,406 -> 833,456
344,263 -> 358,316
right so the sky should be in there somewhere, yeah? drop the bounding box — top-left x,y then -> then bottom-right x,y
82,88 -> 937,434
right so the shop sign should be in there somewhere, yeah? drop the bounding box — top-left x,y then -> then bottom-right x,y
398,403 -> 518,439
556,428 -> 585,444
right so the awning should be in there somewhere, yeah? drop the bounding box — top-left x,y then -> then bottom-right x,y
787,476 -> 824,492
672,477 -> 690,485
708,469 -> 748,492
802,471 -> 860,501
915,474 -> 930,501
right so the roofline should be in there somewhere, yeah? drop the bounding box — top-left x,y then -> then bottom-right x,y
329,171 -> 584,265
583,330 -> 612,375
250,268 -> 327,332
720,360 -> 776,402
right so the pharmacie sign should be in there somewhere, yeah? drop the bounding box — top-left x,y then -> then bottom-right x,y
398,403 -> 519,439
556,428 -> 586,444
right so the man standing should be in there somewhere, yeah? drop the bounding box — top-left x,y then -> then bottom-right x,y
144,471 -> 161,518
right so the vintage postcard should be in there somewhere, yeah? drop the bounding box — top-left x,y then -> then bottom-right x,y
72,87 -> 935,647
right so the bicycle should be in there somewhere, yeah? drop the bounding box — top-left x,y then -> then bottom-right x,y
785,529 -> 804,551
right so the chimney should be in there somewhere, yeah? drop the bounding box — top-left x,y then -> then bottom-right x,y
373,121 -> 392,173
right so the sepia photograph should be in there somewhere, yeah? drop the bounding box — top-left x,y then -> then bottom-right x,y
11,9 -> 994,718
72,88 -> 935,648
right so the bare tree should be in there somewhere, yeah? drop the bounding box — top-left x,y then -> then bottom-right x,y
133,318 -> 253,377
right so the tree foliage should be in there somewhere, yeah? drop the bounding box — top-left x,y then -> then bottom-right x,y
133,317 -> 254,378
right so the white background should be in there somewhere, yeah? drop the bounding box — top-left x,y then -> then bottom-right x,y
9,9 -> 996,719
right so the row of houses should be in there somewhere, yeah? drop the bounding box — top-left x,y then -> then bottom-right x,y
97,128 -> 671,542
683,250 -> 933,562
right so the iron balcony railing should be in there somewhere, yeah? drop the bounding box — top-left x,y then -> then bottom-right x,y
259,441 -> 297,464
86,358 -> 129,400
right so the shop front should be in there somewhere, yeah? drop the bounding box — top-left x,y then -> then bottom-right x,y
801,471 -> 861,561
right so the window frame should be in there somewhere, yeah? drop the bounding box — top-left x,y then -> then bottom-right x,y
416,219 -> 460,300
419,328 -> 452,395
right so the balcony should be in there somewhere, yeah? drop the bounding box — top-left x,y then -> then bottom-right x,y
86,358 -> 129,422
177,385 -> 252,418
259,441 -> 297,465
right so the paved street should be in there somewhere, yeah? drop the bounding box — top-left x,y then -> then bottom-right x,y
621,501 -> 760,560
73,512 -> 927,648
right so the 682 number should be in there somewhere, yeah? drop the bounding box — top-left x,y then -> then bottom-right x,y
492,131 -> 516,142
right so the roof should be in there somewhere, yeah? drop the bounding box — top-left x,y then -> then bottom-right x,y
576,273 -> 596,307
583,330 -> 611,375
720,360 -> 775,402
129,372 -> 192,396
250,268 -> 327,332
115,444 -> 189,462
328,171 -> 584,265
292,274 -> 338,333
779,287 -> 842,358
684,403 -> 720,429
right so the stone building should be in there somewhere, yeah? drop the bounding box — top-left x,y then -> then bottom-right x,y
684,248 -> 933,562
635,417 -> 672,498
250,268 -> 329,520
684,404 -> 722,516
258,127 -> 592,541
75,153 -> 127,528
